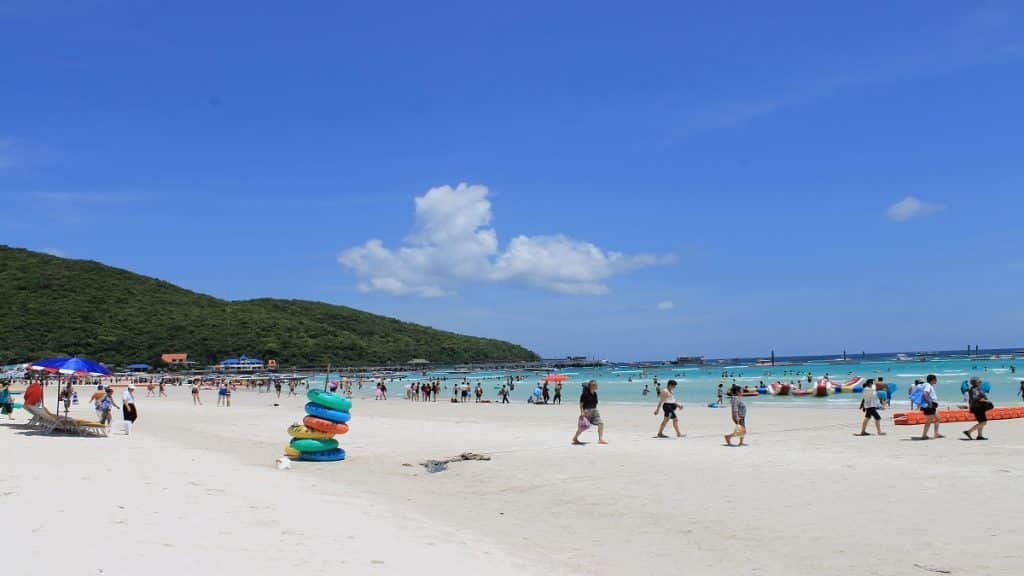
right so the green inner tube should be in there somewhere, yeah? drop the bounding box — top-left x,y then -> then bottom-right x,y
290,438 -> 340,453
307,389 -> 353,412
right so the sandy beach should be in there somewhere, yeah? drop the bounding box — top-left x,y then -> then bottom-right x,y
3,386 -> 1023,575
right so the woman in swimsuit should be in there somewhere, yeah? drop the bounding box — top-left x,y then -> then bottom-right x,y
191,380 -> 202,405
653,380 -> 684,438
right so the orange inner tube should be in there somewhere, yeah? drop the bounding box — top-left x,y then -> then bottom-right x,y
303,415 -> 350,435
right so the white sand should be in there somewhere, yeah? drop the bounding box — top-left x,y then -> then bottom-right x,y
3,386 -> 1023,575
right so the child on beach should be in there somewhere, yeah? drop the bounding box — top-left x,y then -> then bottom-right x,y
0,382 -> 13,419
854,379 -> 885,436
724,385 -> 747,446
572,380 -> 607,445
653,379 -> 684,438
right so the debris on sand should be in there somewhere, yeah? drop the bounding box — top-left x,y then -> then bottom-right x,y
419,452 -> 491,474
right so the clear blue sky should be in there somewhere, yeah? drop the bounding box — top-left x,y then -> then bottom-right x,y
2,1 -> 1023,360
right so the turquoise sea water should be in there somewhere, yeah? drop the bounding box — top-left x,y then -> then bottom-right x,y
312,354 -> 1024,408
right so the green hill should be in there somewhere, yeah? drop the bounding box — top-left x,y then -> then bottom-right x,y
0,245 -> 539,367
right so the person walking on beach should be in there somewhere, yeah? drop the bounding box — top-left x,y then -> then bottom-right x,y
918,374 -> 942,440
475,383 -> 483,403
274,380 -> 282,398
500,384 -> 510,404
191,380 -> 202,405
217,382 -> 228,407
1018,380 -> 1024,403
98,387 -> 119,426
146,381 -> 156,397
158,380 -> 167,398
964,377 -> 993,440
60,381 -> 74,415
653,379 -> 684,438
572,380 -> 607,445
122,384 -> 138,436
88,385 -> 106,419
460,381 -> 470,403
855,379 -> 885,436
553,381 -> 562,404
724,385 -> 747,447
717,383 -> 724,406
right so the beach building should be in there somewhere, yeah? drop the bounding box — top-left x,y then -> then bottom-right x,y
161,353 -> 191,366
215,355 -> 264,371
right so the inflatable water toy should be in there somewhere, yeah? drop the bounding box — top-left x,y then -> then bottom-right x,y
303,415 -> 350,435
893,407 -> 1024,426
960,380 -> 992,395
767,382 -> 791,396
284,398 -> 351,463
307,389 -> 353,412
287,424 -> 334,440
792,389 -> 814,397
297,448 -> 346,462
289,437 -> 340,453
305,402 -> 351,423
838,377 -> 863,393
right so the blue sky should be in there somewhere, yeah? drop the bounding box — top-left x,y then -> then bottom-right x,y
2,1 -> 1023,360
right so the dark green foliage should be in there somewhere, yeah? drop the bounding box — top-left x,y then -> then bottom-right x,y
0,246 -> 539,367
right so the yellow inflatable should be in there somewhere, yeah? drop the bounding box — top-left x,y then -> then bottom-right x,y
287,424 -> 335,440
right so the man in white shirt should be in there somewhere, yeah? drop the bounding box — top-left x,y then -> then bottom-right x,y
919,374 -> 943,440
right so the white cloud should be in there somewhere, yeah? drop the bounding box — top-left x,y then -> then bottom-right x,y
886,196 -> 944,221
657,300 -> 675,311
339,183 -> 672,297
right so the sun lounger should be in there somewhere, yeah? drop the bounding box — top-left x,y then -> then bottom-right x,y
23,404 -> 109,437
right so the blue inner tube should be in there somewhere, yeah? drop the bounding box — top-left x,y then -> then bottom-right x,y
299,448 -> 346,462
305,402 -> 351,423
961,380 -> 992,394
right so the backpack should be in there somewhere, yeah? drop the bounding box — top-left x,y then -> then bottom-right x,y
98,396 -> 112,411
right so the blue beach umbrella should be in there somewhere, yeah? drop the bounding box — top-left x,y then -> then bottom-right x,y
27,356 -> 112,415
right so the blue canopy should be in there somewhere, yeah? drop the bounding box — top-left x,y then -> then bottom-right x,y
127,363 -> 151,370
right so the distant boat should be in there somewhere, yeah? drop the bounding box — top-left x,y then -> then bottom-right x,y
670,356 -> 705,366
896,354 -> 912,361
753,359 -> 773,367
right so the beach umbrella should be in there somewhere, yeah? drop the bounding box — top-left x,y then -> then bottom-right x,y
27,356 -> 112,415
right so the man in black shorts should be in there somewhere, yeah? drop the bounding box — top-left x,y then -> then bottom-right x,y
653,380 -> 684,438
919,374 -> 943,440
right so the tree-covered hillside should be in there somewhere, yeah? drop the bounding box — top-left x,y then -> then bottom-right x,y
0,246 -> 539,367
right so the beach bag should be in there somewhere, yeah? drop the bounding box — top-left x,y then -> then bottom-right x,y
909,385 -> 927,407
577,415 -> 592,431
